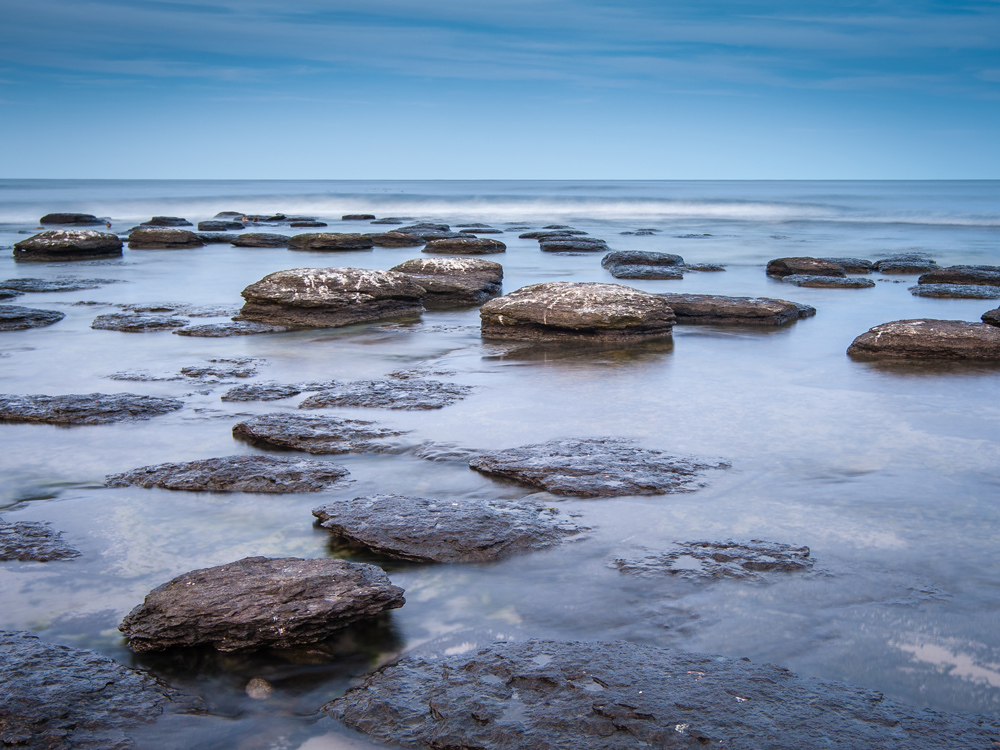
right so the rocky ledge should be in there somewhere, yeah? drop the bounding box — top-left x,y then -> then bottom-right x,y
0,393 -> 183,425
847,319 -> 1000,360
423,237 -> 506,254
0,305 -> 65,331
119,556 -> 405,652
782,274 -> 876,289
391,257 -> 503,308
128,228 -> 204,249
0,519 -> 80,561
233,413 -> 407,454
288,233 -> 374,251
13,229 -> 123,262
298,378 -> 474,410
658,293 -> 815,326
613,540 -> 813,581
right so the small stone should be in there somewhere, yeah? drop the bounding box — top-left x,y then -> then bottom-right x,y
613,540 -> 814,581
847,319 -> 1000,360
0,305 -> 65,331
245,678 -> 273,700
0,393 -> 183,425
232,413 -> 407,454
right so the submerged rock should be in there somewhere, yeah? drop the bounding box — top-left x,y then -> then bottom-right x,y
782,275 -> 876,289
197,219 -> 243,231
326,639 -> 1000,750
141,216 -> 191,227
298,378 -> 473,410
469,437 -> 728,497
909,283 -> 1000,299
288,233 -> 374,251
13,229 -> 123,261
918,265 -> 1000,286
222,382 -> 305,401
92,312 -> 188,332
847,319 -> 1000,360
178,357 -> 259,380
128,228 -> 205,249
873,253 -> 938,274
39,212 -> 104,226
312,494 -> 585,563
539,237 -> 609,253
232,232 -> 290,247
342,214 -> 376,221
0,520 -> 80,561
367,231 -> 425,248
657,293 -> 815,325
119,556 -> 405,652
519,230 -> 588,239
820,257 -> 874,273
766,257 -> 846,278
423,237 -> 506,254
390,256 -> 503,307
614,540 -> 813,581
983,307 -> 1000,327
233,413 -> 407,454
0,277 -> 119,293
0,305 -> 65,331
601,250 -> 684,269
0,393 -> 183,425
174,320 -> 291,337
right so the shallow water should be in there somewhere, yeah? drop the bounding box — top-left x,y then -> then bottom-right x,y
1,180 -> 999,749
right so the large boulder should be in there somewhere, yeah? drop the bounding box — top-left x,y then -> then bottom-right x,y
390,257 -> 503,307
232,413 -> 407,454
13,229 -> 123,261
613,539 -> 814,582
235,267 -> 425,328
38,212 -> 104,226
288,233 -> 374,251
657,293 -> 815,325
918,265 -> 1000,286
119,556 -> 405,652
423,237 -> 506,254
367,232 -> 425,248
847,319 -> 1000,360
127,228 -> 204,249
0,520 -> 80,561
231,232 -> 290,247
0,305 -> 65,331
0,393 -> 183,425
140,216 -> 191,227
480,282 -> 675,341
766,257 -> 846,278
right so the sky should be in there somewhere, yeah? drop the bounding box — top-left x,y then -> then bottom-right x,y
1,0 -> 999,179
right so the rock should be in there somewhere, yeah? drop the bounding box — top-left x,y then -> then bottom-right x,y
480,282 -> 675,341
233,413 -> 407,454
397,223 -> 450,234
423,237 -> 506,254
141,216 -> 191,227
367,231 -> 425,248
820,257 -> 873,273
370,217 -> 408,225
196,232 -> 240,244
342,214 -> 376,220
92,313 -> 188,332
601,250 -> 684,269
214,211 -> 243,218
909,283 -> 1000,299
106,455 -> 349,493
0,290 -> 18,301
766,257 -> 846,278
118,302 -> 236,317
676,233 -> 713,238
539,237 -> 609,253
0,305 -> 65,331
38,212 -> 104,226
983,308 -> 1000,327
312,495 -> 585,563
0,393 -> 183,425
519,230 -> 588,239
918,266 -> 1000,286
298,379 -> 473,410
288,233 -> 374,251
614,539 -> 813,581
608,265 -> 683,280
222,382 -> 304,401
0,520 -> 80,561
390,257 -> 503,307
683,263 -> 726,272
620,229 -> 658,236
457,223 -> 493,228
197,220 -> 243,231
872,253 -> 937,274
847,319 -> 1000,360
289,220 -> 327,227
0,630 -> 203,749
657,293 -> 815,325
469,437 -> 728,497
178,357 -> 259,380
119,556 -> 405,652
13,229 -> 123,261
232,232 -> 290,248
325,639 -> 1000,750
460,228 -> 503,234
236,267 -> 425,328
0,277 -> 119,293
782,275 -> 876,288
127,228 -> 204,249
174,321 -> 290,337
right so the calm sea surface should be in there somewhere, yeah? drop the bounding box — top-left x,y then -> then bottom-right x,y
1,180 -> 999,749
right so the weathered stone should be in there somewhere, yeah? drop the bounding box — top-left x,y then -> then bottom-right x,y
602,250 -> 684,269
326,639 -> 1000,750
847,319 -> 1000,360
480,282 -> 675,341
119,556 -> 405,652
299,378 -> 473,410
423,237 -> 506,254
873,253 -> 938,274
312,495 -> 585,563
222,382 -> 305,401
0,277 -> 119,293
390,257 -> 503,307
909,283 -> 1000,299
682,263 -> 726,272
676,233 -> 713,238
620,228 -> 659,235
233,413 -> 406,454
128,228 -> 204,249
820,257 -> 873,273
918,265 -> 1000,286
342,214 -> 376,220
13,229 -> 123,261
469,437 -> 727,497
289,220 -> 327,227
197,220 -> 243,231
983,307 -> 1000,327
766,257 -> 846,278
397,223 -> 450,234
39,212 -> 104,226
174,321 -> 290,337
119,302 -> 237,317
0,630 -> 203,749
608,265 -> 684,280
92,313 -> 188,332
195,232 -> 240,244
370,217 -> 408,225
178,357 -> 259,380
232,232 -> 290,248
657,293 -> 815,325
519,230 -> 588,239
367,232 -> 425,248
0,305 -> 65,331
288,233 -> 374,251
782,274 -> 876,288
214,211 -> 243,218
141,216 -> 191,227
539,237 -> 609,253
459,227 -> 503,234
0,290 -> 18,301
0,520 -> 80,561
0,393 -> 183,425
614,539 -> 813,581
236,267 -> 425,328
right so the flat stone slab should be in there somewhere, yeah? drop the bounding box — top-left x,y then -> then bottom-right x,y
0,630 -> 203,749
368,231 -> 425,247
141,216 -> 191,227
539,237 -> 609,252
232,232 -> 290,247
469,437 -> 728,497
0,305 -> 65,331
91,313 -> 188,332
909,283 -> 1000,299
233,413 -> 407,454
614,540 -> 813,581
39,212 -> 104,225
608,265 -> 684,280
766,257 -> 846,278
13,229 -> 123,262
873,254 -> 938,274
127,228 -> 204,249
848,319 -> 1000,360
222,381 -> 307,401
423,237 -> 506,254
106,454 -> 349,493
601,250 -> 684,269
0,277 -> 120,293
298,379 -> 474,410
197,220 -> 243,231
312,495 -> 585,563
342,214 -> 376,220
918,265 -> 1000,286
782,274 -> 876,288
820,257 -> 873,273
288,233 -> 374,251
983,307 -> 1000,327
658,293 -> 815,325
0,520 -> 80,561
119,556 -> 405,652
683,263 -> 726,271
173,320 -> 291,337
480,282 -> 675,341
391,257 -> 503,307
326,639 -> 1000,750
0,393 -> 183,425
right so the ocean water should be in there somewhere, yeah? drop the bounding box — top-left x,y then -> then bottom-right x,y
0,180 -> 998,749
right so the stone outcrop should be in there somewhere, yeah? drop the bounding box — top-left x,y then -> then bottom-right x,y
127,228 -> 205,249
39,212 -> 104,226
766,257 -> 846,278
782,275 -> 875,288
0,305 -> 65,331
232,232 -> 290,247
847,319 -> 1000,360
298,378 -> 474,410
909,283 -> 1000,299
141,216 -> 191,227
13,229 -> 123,261
613,540 -> 814,581
423,237 -> 506,254
917,265 -> 1000,286
0,520 -> 80,561
232,413 -> 407,454
390,257 -> 503,307
657,293 -> 815,325
288,233 -> 374,251
0,393 -> 183,425
367,232 -> 425,248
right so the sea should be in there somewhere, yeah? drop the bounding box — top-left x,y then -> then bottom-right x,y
1,180 -> 998,749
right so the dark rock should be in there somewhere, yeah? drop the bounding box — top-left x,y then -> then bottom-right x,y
197,220 -> 243,231
620,229 -> 658,236
141,216 -> 191,227
676,232 -> 713,238
222,382 -> 304,401
214,211 -> 243,218
92,313 -> 188,332
0,277 -> 119,293
608,265 -> 683,280
370,217 -> 408,225
312,495 -> 585,563
289,220 -> 327,227
390,256 -> 503,307
178,357 -> 259,380
543,224 -> 572,229
460,228 -> 503,234
0,630 -> 203,749
119,556 -> 405,652
519,230 -> 588,239
13,229 -> 123,261
0,289 -> 18,301
614,539 -> 813,581
342,214 -> 376,221
820,257 -> 873,273
288,233 -> 374,251
0,393 -> 183,425
909,283 -> 1000,299
469,437 -> 727,497
367,232 -> 425,248
0,520 -> 80,561
423,237 -> 506,254
233,413 -> 407,454
918,266 -> 1000,286
601,250 -> 683,269
658,293 -> 815,325
236,267 -> 425,328
683,263 -> 726,272
195,232 -> 239,244
782,274 -> 876,288
128,228 -> 204,249
872,253 -> 938,274
480,282 -> 675,341
299,379 -> 473,410
456,223 -> 493,228
39,212 -> 104,226
539,237 -> 609,253
232,232 -> 290,248
173,320 -> 291,337
0,305 -> 65,331
766,257 -> 846,278
397,223 -> 450,234
983,307 -> 1000,327
326,639 -> 1000,750
847,319 -> 1000,360
106,454 -> 349,493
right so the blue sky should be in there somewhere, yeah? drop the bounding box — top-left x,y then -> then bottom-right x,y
1,0 -> 999,178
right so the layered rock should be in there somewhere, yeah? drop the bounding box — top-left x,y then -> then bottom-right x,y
766,257 -> 846,278
390,257 -> 503,307
91,313 -> 188,332
614,540 -> 813,581
197,219 -> 243,231
288,233 -> 374,251
232,232 -> 290,247
38,212 -> 104,226
0,305 -> 65,331
298,378 -> 473,410
141,216 -> 191,227
367,232 -> 425,248
0,393 -> 183,424
917,265 -> 1000,286
847,319 -> 1000,359
232,413 -> 407,454
909,284 -> 1000,299
538,237 -> 609,253
657,293 -> 815,325
127,228 -> 204,249
0,520 -> 80,561
423,237 -> 506,254
601,250 -> 684,281
782,275 -> 875,288
13,229 -> 123,261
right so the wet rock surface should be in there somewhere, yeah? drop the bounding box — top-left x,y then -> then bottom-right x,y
917,265 -> 1000,286
469,437 -> 728,497
312,494 -> 585,563
342,214 -> 376,221
174,320 -> 291,337
288,233 -> 374,251
0,305 -> 65,331
232,232 -> 290,247
983,307 -> 1000,327
782,274 -> 876,288
141,216 -> 191,227
0,520 -> 80,561
0,393 -> 184,425
370,217 -> 408,225
120,556 -> 405,652
222,381 -> 306,401
872,253 -> 938,274
39,212 -> 104,226
92,312 -> 189,332
423,237 -> 506,254
197,219 -> 243,231
108,357 -> 260,383
480,282 -> 675,341
106,454 -> 349,493
657,293 -> 815,325
539,237 -> 609,253
0,630 -> 203,749
233,413 -> 407,454
367,231 -> 425,248
196,232 -> 240,244
848,319 -> 1000,359
519,229 -> 588,239
326,639 -> 1000,750
0,277 -> 120,293
909,283 -> 1000,299
13,229 -> 123,261
128,228 -> 205,249
614,540 -> 814,581
391,256 -> 503,307
766,257 -> 847,278
602,250 -> 684,269
298,378 -> 474,410
817,257 -> 873,273
608,265 -> 683,280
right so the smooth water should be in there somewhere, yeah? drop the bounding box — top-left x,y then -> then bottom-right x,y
1,180 -> 999,749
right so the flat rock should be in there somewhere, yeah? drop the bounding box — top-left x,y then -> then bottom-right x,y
469,437 -> 728,497
460,227 -> 503,234
0,305 -> 65,331
233,413 -> 407,454
983,307 -> 1000,327
92,313 -> 188,332
480,282 -> 675,341
174,320 -> 291,337
290,220 -> 327,227
682,262 -> 726,272
236,267 -> 425,328
519,230 -> 588,239
288,233 -> 374,251
13,229 -> 123,261
299,379 -> 473,410
873,253 -> 938,274
909,283 -> 1000,299
766,257 -> 846,278
128,228 -> 204,249
0,520 -> 80,561
232,232 -> 290,247
342,214 -> 376,220
820,257 -> 873,273
222,381 -> 305,401
370,217 -> 407,225
0,290 -> 18,301
195,232 -> 239,244
141,216 -> 191,227
0,630 -> 203,749
847,319 -> 1000,360
0,277 -> 119,293
326,639 -> 1000,750
119,302 -> 238,317
214,211 -> 242,218
539,237 -> 609,252
397,223 -> 450,236
608,265 -> 684,280
106,455 -> 349,493
782,274 -> 876,288
39,212 -> 104,226
178,357 -> 259,380
423,237 -> 506,254
197,220 -> 243,231
119,556 -> 405,652
601,250 -> 684,269
918,265 -> 1000,286
312,494 -> 585,563
368,232 -> 426,248
390,257 -> 503,307
657,293 -> 815,325
614,539 -> 813,581
0,393 -> 183,425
